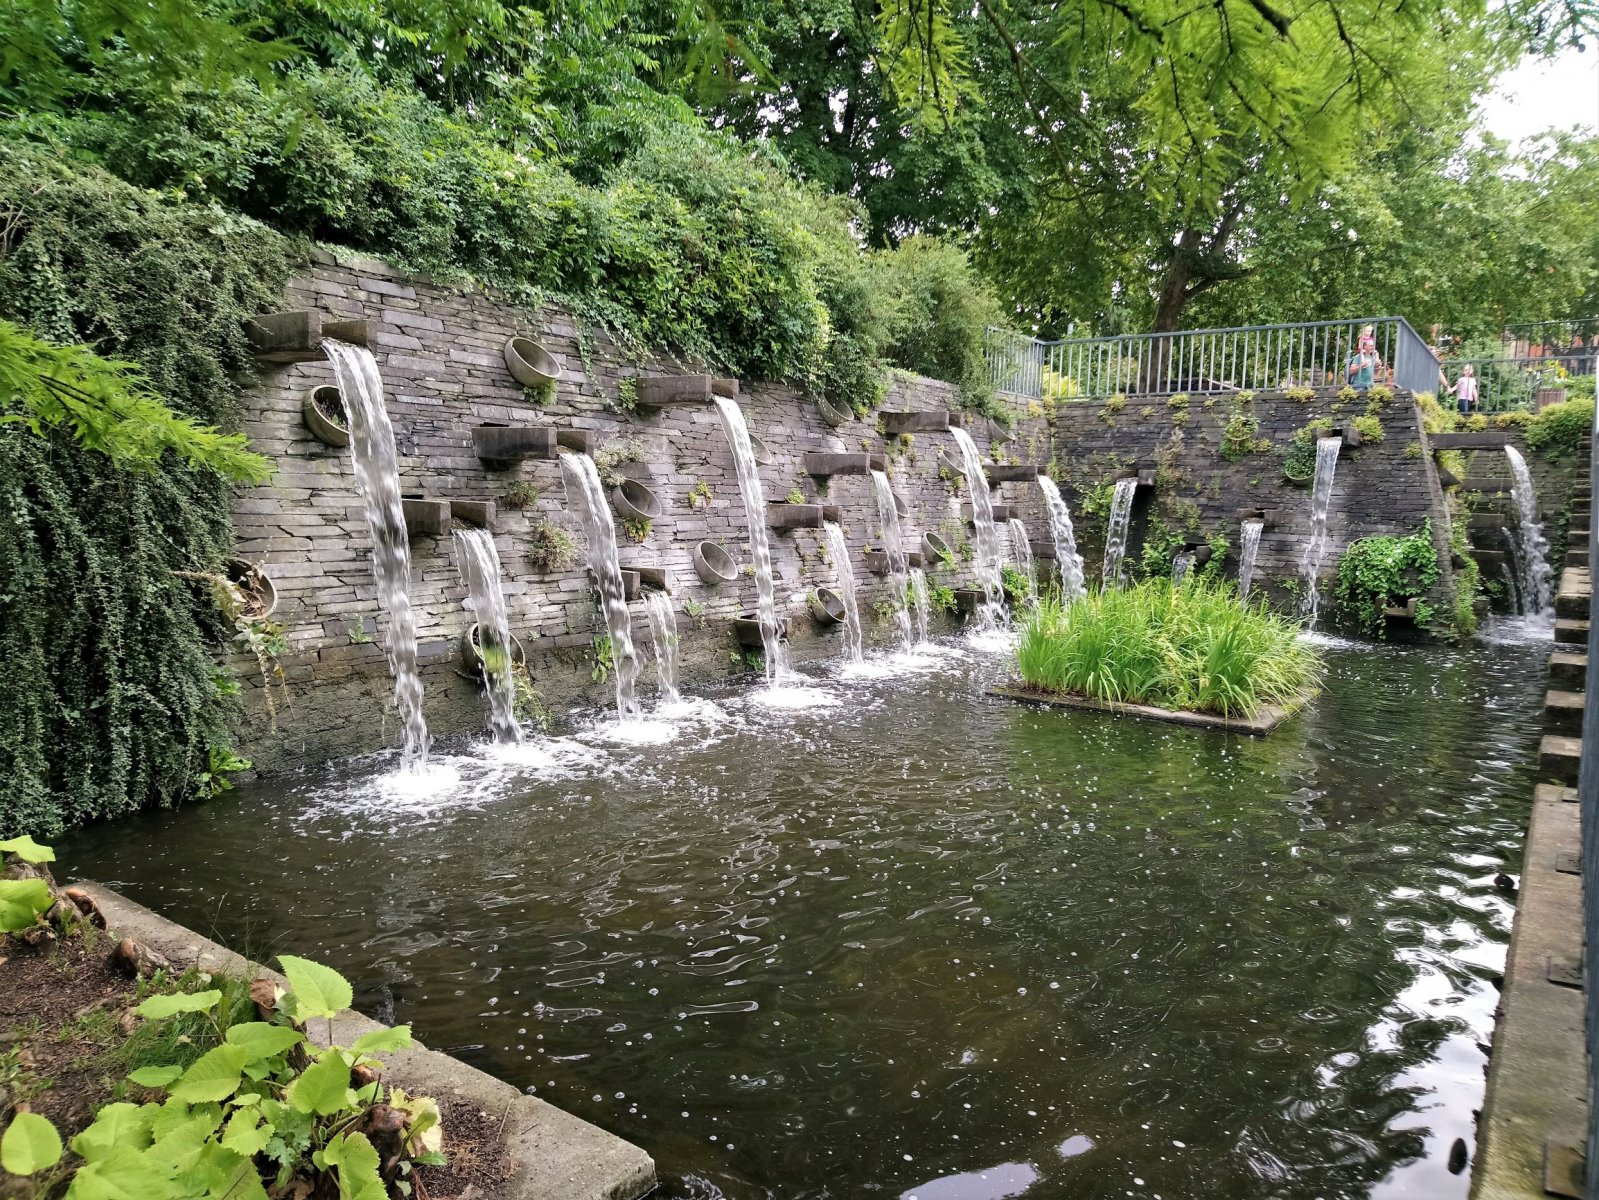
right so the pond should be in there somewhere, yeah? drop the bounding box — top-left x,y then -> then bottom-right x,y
59,632 -> 1545,1200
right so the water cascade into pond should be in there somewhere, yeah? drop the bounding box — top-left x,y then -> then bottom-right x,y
642,591 -> 682,705
452,528 -> 521,744
1008,518 -> 1038,608
908,566 -> 931,644
949,428 -> 1005,625
1238,519 -> 1264,602
714,397 -> 790,680
1505,446 -> 1553,619
1171,552 -> 1195,585
559,453 -> 641,719
323,340 -> 429,766
1299,437 -> 1343,626
1037,476 -> 1086,600
822,521 -> 864,663
870,470 -> 914,651
1101,478 -> 1138,589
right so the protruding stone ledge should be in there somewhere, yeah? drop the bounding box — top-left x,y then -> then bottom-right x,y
802,451 -> 886,477
401,497 -> 451,537
246,311 -> 369,362
879,410 -> 950,435
767,502 -> 824,530
983,463 -> 1044,485
474,424 -> 556,466
1430,431 -> 1513,449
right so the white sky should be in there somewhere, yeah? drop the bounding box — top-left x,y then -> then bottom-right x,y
1478,43 -> 1599,145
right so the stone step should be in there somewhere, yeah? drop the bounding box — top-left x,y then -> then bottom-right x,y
1568,547 -> 1589,569
1556,568 -> 1591,619
1541,733 -> 1582,785
1536,781 -> 1579,805
1555,617 -> 1590,644
1546,689 -> 1586,736
1550,651 -> 1588,690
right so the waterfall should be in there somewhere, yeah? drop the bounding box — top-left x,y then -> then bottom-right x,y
1504,446 -> 1553,618
714,396 -> 791,680
453,529 -> 522,744
323,340 -> 429,766
870,470 -> 914,651
1299,437 -> 1342,626
823,521 -> 864,662
949,428 -> 1005,625
1037,477 -> 1086,600
1237,519 -> 1264,602
559,453 -> 642,718
643,591 -> 682,704
1008,518 -> 1038,608
1171,553 -> 1195,585
1101,478 -> 1138,589
909,566 -> 931,645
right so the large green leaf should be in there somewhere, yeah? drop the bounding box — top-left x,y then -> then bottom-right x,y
65,1149 -> 170,1200
134,990 -> 222,1020
0,835 -> 55,863
0,878 -> 52,933
277,955 -> 352,1022
126,1066 -> 182,1088
167,1045 -> 249,1104
285,1052 -> 352,1116
319,1132 -> 387,1200
219,1109 -> 274,1158
223,1022 -> 304,1062
2,1111 -> 62,1175
350,1025 -> 411,1056
71,1103 -> 157,1163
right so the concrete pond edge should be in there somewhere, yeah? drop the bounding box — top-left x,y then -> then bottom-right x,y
986,682 -> 1309,735
74,883 -> 657,1200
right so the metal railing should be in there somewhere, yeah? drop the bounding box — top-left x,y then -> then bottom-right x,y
988,317 -> 1442,401
1580,382 -> 1599,1199
1499,317 -> 1599,359
1439,356 -> 1590,414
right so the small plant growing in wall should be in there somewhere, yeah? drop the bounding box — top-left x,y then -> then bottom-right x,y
525,379 -> 557,407
1284,385 -> 1315,403
1337,385 -> 1360,403
1404,441 -> 1423,460
1234,390 -> 1255,405
683,597 -> 707,627
686,479 -> 713,509
1220,412 -> 1271,461
621,515 -> 653,542
1350,413 -> 1385,442
513,665 -> 552,732
347,616 -> 375,645
615,377 -> 639,414
1099,393 -> 1126,425
592,439 -> 645,487
1167,392 -> 1189,409
784,487 -> 806,505
1366,384 -> 1394,406
591,634 -> 615,684
504,479 -> 540,509
528,519 -> 578,572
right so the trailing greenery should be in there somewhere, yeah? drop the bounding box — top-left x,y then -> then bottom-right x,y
1525,398 -> 1595,460
1333,521 -> 1441,638
0,141 -> 293,836
1015,580 -> 1321,716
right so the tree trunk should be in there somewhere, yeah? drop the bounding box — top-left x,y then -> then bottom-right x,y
1145,250 -> 1194,391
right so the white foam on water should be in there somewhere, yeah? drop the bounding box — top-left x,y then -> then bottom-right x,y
1298,630 -> 1367,651
1477,613 -> 1558,646
476,736 -> 609,777
966,628 -> 1018,655
584,716 -> 682,746
654,696 -> 731,724
750,683 -> 842,710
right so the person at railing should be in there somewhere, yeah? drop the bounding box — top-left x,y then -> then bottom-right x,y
1346,325 -> 1383,389
1449,364 -> 1479,415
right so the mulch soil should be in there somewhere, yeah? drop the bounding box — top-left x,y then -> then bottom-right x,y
415,1097 -> 513,1200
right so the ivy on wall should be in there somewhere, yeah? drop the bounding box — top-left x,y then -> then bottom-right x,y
1333,521 -> 1441,639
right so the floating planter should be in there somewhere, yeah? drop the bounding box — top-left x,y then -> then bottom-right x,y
473,424 -> 556,467
245,311 -> 368,362
962,502 -> 1013,523
692,541 -> 739,586
922,532 -> 952,565
733,612 -> 790,648
450,499 -> 496,530
808,587 -> 847,626
984,462 -> 1043,485
226,559 -> 277,618
401,497 -> 451,538
301,384 -> 349,447
803,451 -> 884,478
503,336 -> 561,388
817,397 -> 854,427
880,410 -> 950,435
636,375 -> 717,408
460,623 -> 527,678
767,502 -> 825,531
610,479 -> 663,522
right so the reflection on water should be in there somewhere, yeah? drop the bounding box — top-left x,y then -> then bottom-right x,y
59,638 -> 1544,1200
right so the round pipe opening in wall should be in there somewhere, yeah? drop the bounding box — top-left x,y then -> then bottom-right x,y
921,533 -> 952,566
808,587 -> 847,625
611,478 -> 663,521
461,624 -> 527,678
503,336 -> 561,388
302,384 -> 349,447
749,434 -> 775,465
693,541 -> 738,586
226,559 -> 278,618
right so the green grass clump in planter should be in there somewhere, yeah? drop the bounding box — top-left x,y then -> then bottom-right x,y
1015,579 -> 1321,717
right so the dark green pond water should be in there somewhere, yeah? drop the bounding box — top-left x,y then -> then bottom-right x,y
60,633 -> 1545,1199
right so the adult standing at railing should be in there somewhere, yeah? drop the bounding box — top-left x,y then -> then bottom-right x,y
1347,324 -> 1383,388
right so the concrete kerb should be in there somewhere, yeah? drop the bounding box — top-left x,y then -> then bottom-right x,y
76,884 -> 656,1200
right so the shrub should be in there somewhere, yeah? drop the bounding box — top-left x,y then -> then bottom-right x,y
1526,398 -> 1595,459
1350,414 -> 1384,442
1494,409 -> 1534,429
1333,521 -> 1440,637
1014,580 -> 1321,716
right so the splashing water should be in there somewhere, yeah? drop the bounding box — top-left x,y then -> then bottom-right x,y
822,521 -> 864,662
909,566 -> 931,645
1238,519 -> 1264,602
1504,446 -> 1553,618
1037,476 -> 1086,600
1008,518 -> 1038,608
1101,478 -> 1138,590
453,528 -> 522,744
949,428 -> 1005,626
870,470 -> 914,651
323,340 -> 429,767
643,591 -> 682,704
714,397 -> 791,680
1299,437 -> 1342,627
559,453 -> 641,719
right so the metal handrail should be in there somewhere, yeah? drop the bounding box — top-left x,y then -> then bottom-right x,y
1439,356 -> 1591,413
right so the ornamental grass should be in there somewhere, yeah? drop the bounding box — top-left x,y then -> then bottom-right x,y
1014,578 -> 1321,716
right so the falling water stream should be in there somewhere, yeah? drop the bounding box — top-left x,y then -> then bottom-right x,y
1300,437 -> 1343,626
559,453 -> 641,719
1008,517 -> 1037,607
1504,446 -> 1553,619
643,591 -> 682,705
1037,476 -> 1086,600
822,521 -> 864,663
949,428 -> 1004,626
1101,478 -> 1138,589
1238,518 -> 1265,601
323,340 -> 429,766
908,566 -> 931,645
453,528 -> 521,744
870,470 -> 914,651
1171,552 -> 1195,585
714,397 -> 791,679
